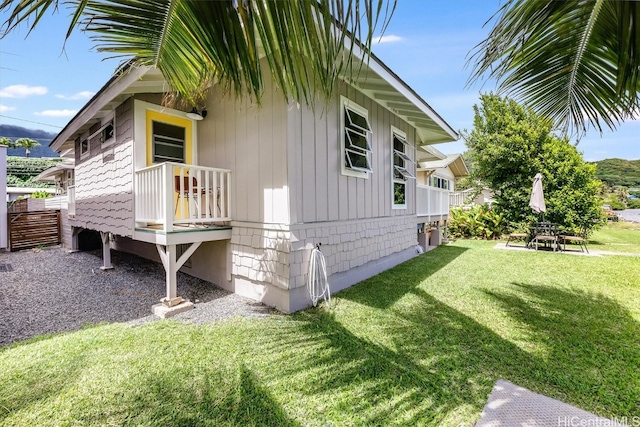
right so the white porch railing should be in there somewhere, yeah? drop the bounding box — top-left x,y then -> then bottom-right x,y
416,185 -> 450,217
449,188 -> 475,207
135,162 -> 231,232
67,185 -> 76,217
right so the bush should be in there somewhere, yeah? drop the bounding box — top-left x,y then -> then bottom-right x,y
606,195 -> 626,210
628,199 -> 640,209
448,204 -> 506,239
30,190 -> 51,199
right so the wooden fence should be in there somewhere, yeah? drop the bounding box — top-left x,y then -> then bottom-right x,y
8,210 -> 60,251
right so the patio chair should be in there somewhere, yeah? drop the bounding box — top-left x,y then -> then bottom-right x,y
530,222 -> 558,251
506,231 -> 528,247
557,226 -> 589,253
174,176 -> 213,218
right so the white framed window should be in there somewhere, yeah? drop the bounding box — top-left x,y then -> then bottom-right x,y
100,112 -> 115,147
431,176 -> 449,189
341,96 -> 372,178
392,126 -> 414,208
79,136 -> 90,159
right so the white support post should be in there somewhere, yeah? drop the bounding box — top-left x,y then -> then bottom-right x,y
99,232 -> 114,270
0,144 -> 7,250
442,220 -> 449,243
163,163 -> 174,232
70,227 -> 80,252
153,243 -> 198,318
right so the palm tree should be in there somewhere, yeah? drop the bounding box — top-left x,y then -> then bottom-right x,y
0,137 -> 15,147
0,0 -> 396,106
15,138 -> 39,157
469,0 -> 640,141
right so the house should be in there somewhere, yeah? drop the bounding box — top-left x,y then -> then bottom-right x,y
49,51 -> 459,315
414,149 -> 469,246
1,144 -> 7,250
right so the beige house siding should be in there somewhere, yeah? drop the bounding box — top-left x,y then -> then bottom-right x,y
228,216 -> 416,313
288,82 -> 417,225
70,99 -> 135,236
70,139 -> 133,236
198,73 -> 289,225
60,209 -> 73,249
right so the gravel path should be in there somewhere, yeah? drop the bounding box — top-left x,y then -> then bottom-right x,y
0,246 -> 272,347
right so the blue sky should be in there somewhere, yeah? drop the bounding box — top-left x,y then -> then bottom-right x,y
0,0 -> 638,161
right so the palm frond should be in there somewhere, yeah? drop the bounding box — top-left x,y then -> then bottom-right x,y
469,0 -> 640,140
1,0 -> 396,106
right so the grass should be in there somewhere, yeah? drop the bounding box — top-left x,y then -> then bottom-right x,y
1,225 -> 639,426
588,221 -> 640,253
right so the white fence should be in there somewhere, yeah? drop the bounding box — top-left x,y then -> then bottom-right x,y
449,189 -> 475,207
44,195 -> 68,210
416,185 -> 450,217
135,162 -> 231,232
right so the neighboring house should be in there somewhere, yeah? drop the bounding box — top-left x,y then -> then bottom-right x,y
415,150 -> 469,245
5,187 -> 56,202
450,187 -> 495,208
49,53 -> 458,315
35,162 -> 75,196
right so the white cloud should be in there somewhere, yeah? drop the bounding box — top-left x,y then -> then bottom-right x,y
55,91 -> 95,101
373,34 -> 404,44
0,104 -> 16,113
34,109 -> 77,117
0,84 -> 48,98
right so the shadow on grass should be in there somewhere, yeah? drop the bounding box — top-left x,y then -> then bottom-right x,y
340,245 -> 468,309
2,246 -> 638,425
483,283 -> 640,415
0,325 -> 299,427
256,282 -> 639,423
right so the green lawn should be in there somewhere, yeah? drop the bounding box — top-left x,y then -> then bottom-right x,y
1,227 -> 639,426
588,221 -> 640,253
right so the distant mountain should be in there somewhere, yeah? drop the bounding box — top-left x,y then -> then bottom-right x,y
590,158 -> 640,188
0,124 -> 59,158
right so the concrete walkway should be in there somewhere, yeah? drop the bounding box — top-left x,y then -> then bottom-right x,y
494,242 -> 640,257
476,380 -> 628,427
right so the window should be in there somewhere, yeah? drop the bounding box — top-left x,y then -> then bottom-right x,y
100,114 -> 115,146
341,97 -> 372,177
152,121 -> 186,163
392,127 -> 414,208
431,176 -> 450,189
80,138 -> 89,158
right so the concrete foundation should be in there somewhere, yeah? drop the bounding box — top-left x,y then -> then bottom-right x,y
152,300 -> 195,318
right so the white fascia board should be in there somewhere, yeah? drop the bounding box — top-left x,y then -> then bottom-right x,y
50,65 -> 152,152
348,42 -> 459,142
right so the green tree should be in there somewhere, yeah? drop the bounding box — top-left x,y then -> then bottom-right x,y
470,0 -> 640,140
0,136 -> 16,148
1,0 -> 395,106
463,94 -> 602,233
15,137 -> 40,157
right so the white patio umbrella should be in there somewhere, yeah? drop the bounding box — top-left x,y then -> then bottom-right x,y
529,173 -> 546,220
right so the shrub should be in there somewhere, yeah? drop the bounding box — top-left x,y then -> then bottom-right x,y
30,190 -> 51,199
448,204 -> 506,239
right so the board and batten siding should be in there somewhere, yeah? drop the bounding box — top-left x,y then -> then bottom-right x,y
70,99 -> 135,237
197,73 -> 289,225
288,82 -> 417,225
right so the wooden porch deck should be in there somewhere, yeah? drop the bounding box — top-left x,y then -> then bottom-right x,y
133,223 -> 232,246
